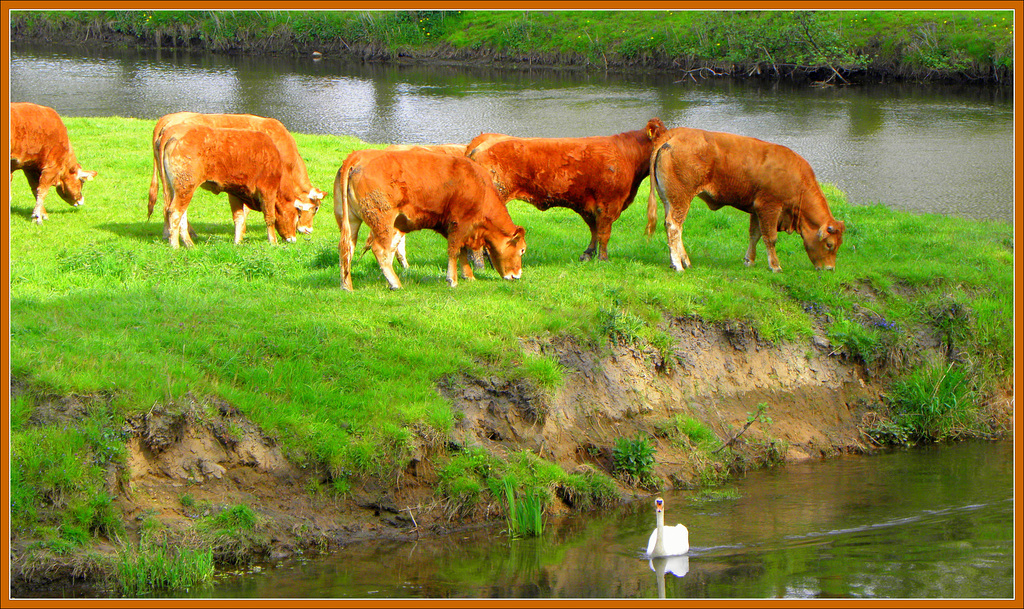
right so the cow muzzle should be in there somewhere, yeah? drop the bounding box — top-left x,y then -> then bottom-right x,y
298,226 -> 313,235
286,236 -> 297,243
503,271 -> 522,281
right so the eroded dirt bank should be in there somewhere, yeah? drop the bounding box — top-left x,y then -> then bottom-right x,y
9,316 -> 1013,596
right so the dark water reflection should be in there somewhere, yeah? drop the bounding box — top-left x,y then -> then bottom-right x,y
9,43 -> 1015,223
167,440 -> 1013,600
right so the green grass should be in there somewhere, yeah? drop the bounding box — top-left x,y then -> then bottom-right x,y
8,116 -> 1014,543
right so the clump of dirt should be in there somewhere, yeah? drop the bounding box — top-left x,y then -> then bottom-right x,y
10,316 -> 1012,596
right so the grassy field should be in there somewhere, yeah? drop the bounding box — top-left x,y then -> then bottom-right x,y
7,116 -> 1015,561
9,9 -> 1015,81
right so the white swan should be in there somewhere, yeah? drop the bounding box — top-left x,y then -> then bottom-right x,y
646,497 -> 689,557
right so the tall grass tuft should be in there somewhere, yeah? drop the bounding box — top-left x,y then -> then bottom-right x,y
116,544 -> 214,596
885,362 -> 979,443
503,478 -> 544,538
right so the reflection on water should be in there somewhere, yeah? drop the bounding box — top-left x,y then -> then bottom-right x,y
9,43 -> 1014,223
162,440 -> 1012,600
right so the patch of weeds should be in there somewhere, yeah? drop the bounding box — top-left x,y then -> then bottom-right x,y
599,306 -> 645,347
195,504 -> 269,566
556,466 -> 620,510
885,362 -> 980,443
612,435 -> 658,488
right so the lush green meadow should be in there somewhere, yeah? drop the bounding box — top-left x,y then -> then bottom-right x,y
8,116 -> 1014,557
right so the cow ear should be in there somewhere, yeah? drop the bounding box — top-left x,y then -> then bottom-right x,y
309,188 -> 325,201
509,226 -> 525,246
77,169 -> 97,181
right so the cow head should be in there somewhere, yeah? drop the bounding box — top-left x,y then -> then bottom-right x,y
271,195 -> 302,243
804,220 -> 845,270
645,117 -> 668,142
484,226 -> 527,281
55,165 -> 97,207
295,187 -> 325,235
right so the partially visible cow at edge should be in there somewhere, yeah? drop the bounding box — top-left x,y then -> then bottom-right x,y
334,148 -> 526,290
159,124 -> 308,248
148,112 -> 324,243
466,117 -> 667,262
9,102 -> 97,224
646,127 -> 846,272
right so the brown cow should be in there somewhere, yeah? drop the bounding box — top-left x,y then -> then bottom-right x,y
159,124 -> 306,248
9,102 -> 97,224
382,143 -> 473,268
334,148 -> 526,290
148,112 -> 324,243
467,118 -> 667,261
646,128 -> 846,272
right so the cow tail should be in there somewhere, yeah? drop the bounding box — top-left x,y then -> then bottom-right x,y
160,137 -> 177,209
334,156 -> 355,290
148,135 -> 160,220
645,145 -> 664,236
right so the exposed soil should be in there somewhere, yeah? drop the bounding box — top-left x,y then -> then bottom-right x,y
8,316 -> 1013,597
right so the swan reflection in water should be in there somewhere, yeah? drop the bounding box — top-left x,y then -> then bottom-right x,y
650,554 -> 690,598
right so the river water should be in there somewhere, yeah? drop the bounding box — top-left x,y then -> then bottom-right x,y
164,440 -> 1014,600
7,43 -> 1017,600
8,44 -> 1016,224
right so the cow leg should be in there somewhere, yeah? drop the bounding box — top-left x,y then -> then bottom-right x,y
167,192 -> 195,249
579,214 -> 600,261
263,202 -> 279,245
744,213 -> 761,266
458,247 -> 476,282
394,232 -> 409,269
756,205 -> 783,272
468,247 -> 486,270
229,195 -> 248,244
23,168 -> 47,223
663,196 -> 693,271
595,211 -> 616,262
370,237 -> 402,290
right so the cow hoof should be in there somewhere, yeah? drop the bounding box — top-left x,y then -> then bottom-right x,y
579,252 -> 594,262
31,216 -> 44,225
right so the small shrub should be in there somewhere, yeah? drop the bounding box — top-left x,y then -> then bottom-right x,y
612,435 -> 657,488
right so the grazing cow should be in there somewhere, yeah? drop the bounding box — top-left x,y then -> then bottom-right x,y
646,127 -> 846,272
9,102 -> 97,224
379,143 -> 480,269
334,148 -> 526,290
159,124 -> 307,248
466,118 -> 667,261
148,112 -> 324,243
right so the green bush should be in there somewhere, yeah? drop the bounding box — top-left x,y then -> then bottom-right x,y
612,435 -> 657,487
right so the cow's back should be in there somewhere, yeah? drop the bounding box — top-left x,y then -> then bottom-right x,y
10,102 -> 73,166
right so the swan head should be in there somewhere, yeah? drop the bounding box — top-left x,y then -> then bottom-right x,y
656,497 -> 664,513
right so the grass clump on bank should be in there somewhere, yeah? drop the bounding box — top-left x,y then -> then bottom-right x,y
8,116 -> 1013,574
9,9 -> 1014,82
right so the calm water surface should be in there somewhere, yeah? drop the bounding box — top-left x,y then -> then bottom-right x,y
163,440 -> 1014,600
8,44 -> 1015,224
